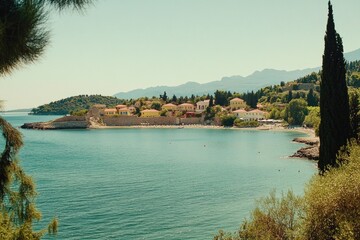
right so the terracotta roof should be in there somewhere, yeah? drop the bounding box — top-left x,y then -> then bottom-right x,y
230,97 -> 244,102
179,103 -> 194,106
233,109 -> 247,113
196,100 -> 210,104
116,104 -> 127,108
104,108 -> 117,112
163,103 -> 177,107
249,109 -> 266,113
141,109 -> 159,113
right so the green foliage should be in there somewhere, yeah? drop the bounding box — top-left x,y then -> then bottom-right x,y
150,102 -> 161,111
31,95 -> 124,115
204,107 -> 216,121
268,108 -> 282,120
160,91 -> 168,102
70,109 -> 88,116
214,90 -> 232,106
306,88 -> 319,106
220,115 -> 236,127
296,72 -> 320,84
160,109 -> 168,117
303,107 -> 320,136
0,0 -> 92,75
234,119 -> 260,128
283,99 -> 308,125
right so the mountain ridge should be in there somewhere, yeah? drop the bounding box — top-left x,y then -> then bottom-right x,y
114,48 -> 360,99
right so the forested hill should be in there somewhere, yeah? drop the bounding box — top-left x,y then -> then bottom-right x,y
31,95 -> 124,115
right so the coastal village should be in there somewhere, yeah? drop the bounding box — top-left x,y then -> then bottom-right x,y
21,97 -> 272,129
99,97 -> 266,122
87,97 -> 269,127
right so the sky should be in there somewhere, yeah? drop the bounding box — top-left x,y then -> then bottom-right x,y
1,0 -> 360,110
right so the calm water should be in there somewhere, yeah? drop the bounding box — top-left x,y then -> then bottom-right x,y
1,113 -> 316,240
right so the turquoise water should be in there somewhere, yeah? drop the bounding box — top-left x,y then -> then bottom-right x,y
1,113 -> 316,239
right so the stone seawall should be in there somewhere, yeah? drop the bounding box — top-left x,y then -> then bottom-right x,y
103,116 -> 204,126
103,116 -> 178,126
179,117 -> 203,125
21,115 -> 88,129
22,115 -> 205,130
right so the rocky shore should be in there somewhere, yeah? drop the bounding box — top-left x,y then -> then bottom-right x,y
290,136 -> 319,160
21,116 -> 88,129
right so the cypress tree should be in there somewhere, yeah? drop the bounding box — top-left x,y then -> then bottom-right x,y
319,1 -> 350,172
209,95 -> 214,107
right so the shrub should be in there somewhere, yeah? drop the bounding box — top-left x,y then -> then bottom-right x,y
234,119 -> 260,128
70,109 -> 88,116
221,115 -> 236,127
303,107 -> 320,136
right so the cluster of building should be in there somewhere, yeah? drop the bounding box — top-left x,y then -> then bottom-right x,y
95,97 -> 267,121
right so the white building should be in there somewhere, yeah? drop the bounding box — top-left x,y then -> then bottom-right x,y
196,100 -> 210,113
233,109 -> 267,121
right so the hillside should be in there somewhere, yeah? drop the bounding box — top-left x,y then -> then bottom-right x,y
31,95 -> 124,115
113,48 -> 360,99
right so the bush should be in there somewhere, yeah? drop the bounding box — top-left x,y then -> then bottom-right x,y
221,115 -> 236,127
283,99 -> 308,125
303,107 -> 320,136
70,109 -> 88,116
234,119 -> 260,128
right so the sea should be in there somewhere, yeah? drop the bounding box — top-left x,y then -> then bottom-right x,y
0,113 -> 316,240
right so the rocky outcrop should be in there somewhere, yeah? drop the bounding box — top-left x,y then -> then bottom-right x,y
290,146 -> 319,160
291,137 -> 320,160
293,137 -> 319,146
21,116 -> 87,130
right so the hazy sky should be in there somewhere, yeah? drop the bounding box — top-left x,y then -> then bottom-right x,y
1,0 -> 359,110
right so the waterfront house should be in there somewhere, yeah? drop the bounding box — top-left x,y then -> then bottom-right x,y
230,98 -> 246,110
178,103 -> 195,112
248,109 -> 266,121
141,109 -> 160,117
196,100 -> 210,113
118,108 -> 131,116
233,109 -> 247,119
104,108 -> 117,115
162,103 -> 178,111
233,109 -> 267,121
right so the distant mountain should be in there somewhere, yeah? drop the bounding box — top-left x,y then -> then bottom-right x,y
114,67 -> 320,99
345,48 -> 360,62
114,48 -> 360,99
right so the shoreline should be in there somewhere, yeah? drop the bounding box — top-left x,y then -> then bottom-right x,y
91,124 -> 316,137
